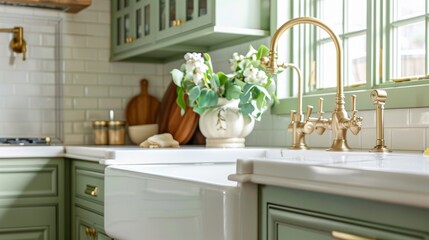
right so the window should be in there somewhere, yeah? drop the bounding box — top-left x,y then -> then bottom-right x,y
388,0 -> 426,79
272,0 -> 429,113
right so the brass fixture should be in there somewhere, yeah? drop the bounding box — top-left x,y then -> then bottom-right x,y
265,17 -> 363,151
84,184 -> 98,197
370,89 -> 391,152
126,37 -> 135,43
85,227 -> 97,238
332,231 -> 375,240
282,63 -> 314,149
0,26 -> 26,61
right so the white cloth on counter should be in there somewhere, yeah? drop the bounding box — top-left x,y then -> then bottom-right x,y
140,133 -> 180,148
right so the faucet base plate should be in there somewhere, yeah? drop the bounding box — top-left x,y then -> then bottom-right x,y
370,145 -> 391,153
328,139 -> 352,152
289,145 -> 310,150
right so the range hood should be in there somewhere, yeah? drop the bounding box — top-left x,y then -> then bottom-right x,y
0,0 -> 91,13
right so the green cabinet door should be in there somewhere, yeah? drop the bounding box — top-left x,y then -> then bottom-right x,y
260,185 -> 429,240
0,158 -> 67,240
156,0 -> 212,40
111,0 -> 155,56
268,206 -> 424,240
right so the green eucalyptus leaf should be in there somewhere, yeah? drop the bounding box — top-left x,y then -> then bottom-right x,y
193,107 -> 206,115
189,86 -> 201,103
225,82 -> 242,100
199,89 -> 218,108
239,102 -> 254,116
171,69 -> 184,86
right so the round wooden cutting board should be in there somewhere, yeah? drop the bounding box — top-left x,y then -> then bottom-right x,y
126,79 -> 160,126
158,81 -> 201,145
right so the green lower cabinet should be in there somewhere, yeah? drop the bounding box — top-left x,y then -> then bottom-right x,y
0,158 -> 67,240
71,160 -> 112,240
260,185 -> 429,240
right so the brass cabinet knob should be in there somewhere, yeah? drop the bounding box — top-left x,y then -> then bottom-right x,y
125,37 -> 134,43
84,184 -> 98,197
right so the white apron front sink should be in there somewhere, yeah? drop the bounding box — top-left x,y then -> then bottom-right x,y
104,163 -> 257,240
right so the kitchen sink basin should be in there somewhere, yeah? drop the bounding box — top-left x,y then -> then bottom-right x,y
105,163 -> 257,240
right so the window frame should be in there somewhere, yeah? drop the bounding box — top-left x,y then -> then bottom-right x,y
271,0 -> 429,115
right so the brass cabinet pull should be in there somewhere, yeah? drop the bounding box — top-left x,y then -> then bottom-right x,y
85,227 -> 97,237
84,184 -> 98,197
332,231 -> 375,240
125,37 -> 134,43
172,19 -> 183,27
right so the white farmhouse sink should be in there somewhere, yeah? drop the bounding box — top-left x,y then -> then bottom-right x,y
105,163 -> 257,240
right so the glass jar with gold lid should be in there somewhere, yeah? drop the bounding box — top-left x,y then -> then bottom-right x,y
108,120 -> 126,145
92,120 -> 108,145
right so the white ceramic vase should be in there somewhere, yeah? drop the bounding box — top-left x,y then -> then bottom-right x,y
199,98 -> 255,148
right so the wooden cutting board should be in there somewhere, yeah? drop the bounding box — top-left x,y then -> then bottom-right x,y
158,81 -> 201,145
126,79 -> 160,126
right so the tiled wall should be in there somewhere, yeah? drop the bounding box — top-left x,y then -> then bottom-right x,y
0,0 -> 428,150
0,0 -> 166,144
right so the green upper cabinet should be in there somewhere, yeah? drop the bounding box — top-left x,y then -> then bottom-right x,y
111,0 -> 270,62
111,0 -> 156,56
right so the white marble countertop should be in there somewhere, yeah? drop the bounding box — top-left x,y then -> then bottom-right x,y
0,146 -> 64,158
64,145 -> 269,165
229,149 -> 429,208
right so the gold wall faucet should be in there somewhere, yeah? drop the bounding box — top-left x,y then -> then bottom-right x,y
0,26 -> 27,61
265,17 -> 363,151
282,63 -> 314,149
370,89 -> 391,152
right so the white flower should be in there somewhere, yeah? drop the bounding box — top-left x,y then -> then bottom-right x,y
183,52 -> 208,84
243,65 -> 267,85
229,52 -> 244,71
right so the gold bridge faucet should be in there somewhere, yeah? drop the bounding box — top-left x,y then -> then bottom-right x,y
0,26 -> 27,61
265,17 -> 363,151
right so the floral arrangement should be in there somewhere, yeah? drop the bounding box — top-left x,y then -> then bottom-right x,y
170,45 -> 277,120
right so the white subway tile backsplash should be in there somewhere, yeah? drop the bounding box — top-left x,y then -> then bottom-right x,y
64,22 -> 87,35
391,128 -> 425,151
410,108 -> 429,127
73,98 -> 98,109
64,86 -> 84,97
86,23 -> 109,37
359,110 -> 376,128
85,61 -> 111,73
385,109 -> 409,127
109,86 -> 133,97
29,97 -> 55,109
71,11 -> 99,23
64,60 -> 85,72
110,62 -> 135,74
84,86 -> 109,97
98,74 -> 123,85
15,84 -> 41,96
97,12 -> 110,24
73,48 -> 98,60
73,73 -> 98,85
63,110 -> 86,121
98,98 -> 123,109
63,35 -> 87,47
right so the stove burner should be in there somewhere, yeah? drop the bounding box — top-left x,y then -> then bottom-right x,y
0,137 -> 51,145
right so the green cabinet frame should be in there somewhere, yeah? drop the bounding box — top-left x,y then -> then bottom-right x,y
71,160 -> 112,240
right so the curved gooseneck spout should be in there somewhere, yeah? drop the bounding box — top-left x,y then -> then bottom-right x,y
267,17 -> 362,151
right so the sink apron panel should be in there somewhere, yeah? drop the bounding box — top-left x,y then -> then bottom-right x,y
105,163 -> 257,240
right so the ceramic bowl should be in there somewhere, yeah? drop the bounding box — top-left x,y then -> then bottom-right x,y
128,124 -> 159,145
